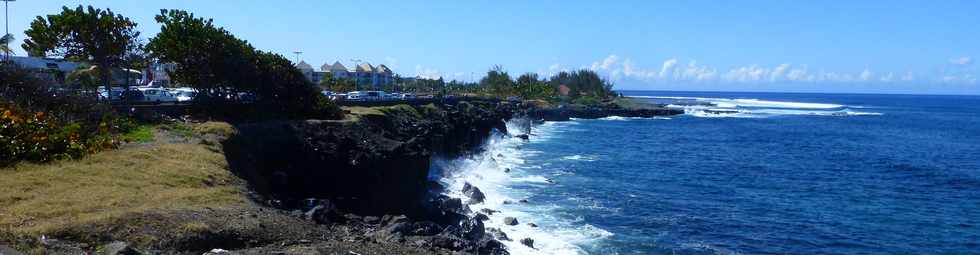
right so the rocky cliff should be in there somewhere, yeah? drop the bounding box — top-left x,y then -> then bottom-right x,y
223,101 -> 516,217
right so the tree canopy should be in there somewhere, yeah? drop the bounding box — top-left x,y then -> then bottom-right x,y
146,9 -> 257,98
21,5 -> 141,96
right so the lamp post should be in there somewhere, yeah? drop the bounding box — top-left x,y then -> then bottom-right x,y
292,51 -> 302,64
2,0 -> 14,62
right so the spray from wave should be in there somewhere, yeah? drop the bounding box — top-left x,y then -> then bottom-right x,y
631,96 -> 882,118
429,120 -> 612,255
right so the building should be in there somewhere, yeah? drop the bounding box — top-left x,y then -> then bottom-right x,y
295,60 -> 394,89
9,56 -> 81,84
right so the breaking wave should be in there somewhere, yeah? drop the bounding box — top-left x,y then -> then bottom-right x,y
633,96 -> 882,118
430,119 -> 612,255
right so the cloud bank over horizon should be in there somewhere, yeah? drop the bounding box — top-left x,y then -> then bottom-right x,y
569,55 -> 978,89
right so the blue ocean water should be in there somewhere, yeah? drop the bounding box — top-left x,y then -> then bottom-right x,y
437,91 -> 980,254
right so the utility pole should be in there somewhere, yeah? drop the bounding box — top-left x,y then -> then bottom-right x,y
2,0 -> 14,62
292,51 -> 303,64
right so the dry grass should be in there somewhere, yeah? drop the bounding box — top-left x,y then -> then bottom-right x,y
341,106 -> 385,122
0,143 -> 247,236
192,121 -> 238,137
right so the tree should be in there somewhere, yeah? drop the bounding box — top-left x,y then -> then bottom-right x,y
21,5 -> 141,100
0,34 -> 13,56
147,9 -> 258,100
480,65 -> 515,97
319,75 -> 355,93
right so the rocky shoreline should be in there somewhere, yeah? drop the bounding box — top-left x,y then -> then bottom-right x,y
0,100 -> 680,255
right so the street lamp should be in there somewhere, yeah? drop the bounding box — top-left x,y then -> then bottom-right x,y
292,51 -> 303,64
2,0 -> 14,62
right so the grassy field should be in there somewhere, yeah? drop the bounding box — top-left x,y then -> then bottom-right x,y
0,123 -> 247,237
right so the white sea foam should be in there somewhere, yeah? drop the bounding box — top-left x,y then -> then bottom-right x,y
562,155 -> 598,161
597,116 -> 673,121
432,119 -> 611,255
646,95 -> 882,119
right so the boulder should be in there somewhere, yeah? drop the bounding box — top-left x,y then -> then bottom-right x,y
460,217 -> 486,241
518,199 -> 529,204
103,241 -> 141,255
520,237 -> 535,248
527,222 -> 538,228
363,216 -> 381,224
474,213 -> 490,222
503,217 -> 519,226
516,134 -> 529,140
462,183 -> 486,204
479,208 -> 500,215
307,200 -> 342,224
436,196 -> 468,214
486,228 -> 511,241
477,238 -> 510,255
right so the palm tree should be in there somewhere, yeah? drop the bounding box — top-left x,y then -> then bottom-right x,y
0,34 -> 13,55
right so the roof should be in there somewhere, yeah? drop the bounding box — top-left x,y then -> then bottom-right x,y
9,56 -> 81,72
356,63 -> 374,72
295,61 -> 313,71
327,61 -> 348,72
375,64 -> 392,74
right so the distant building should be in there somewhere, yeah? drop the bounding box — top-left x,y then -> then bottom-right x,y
9,56 -> 81,84
296,60 -> 394,89
145,62 -> 177,86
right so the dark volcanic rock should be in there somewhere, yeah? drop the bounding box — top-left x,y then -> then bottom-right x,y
520,237 -> 535,248
503,217 -> 519,226
462,182 -> 487,204
474,213 -> 490,222
527,104 -> 682,121
224,101 -> 515,218
527,222 -> 538,228
479,208 -> 500,215
460,217 -> 486,241
486,227 -> 511,241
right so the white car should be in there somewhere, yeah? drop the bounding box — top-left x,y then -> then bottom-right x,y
138,88 -> 179,103
170,88 -> 198,102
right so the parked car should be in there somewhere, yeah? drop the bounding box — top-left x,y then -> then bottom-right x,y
170,88 -> 198,102
119,90 -> 145,102
138,88 -> 179,103
347,91 -> 385,101
400,93 -> 416,100
330,93 -> 347,101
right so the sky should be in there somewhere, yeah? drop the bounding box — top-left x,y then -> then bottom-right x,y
4,0 -> 979,95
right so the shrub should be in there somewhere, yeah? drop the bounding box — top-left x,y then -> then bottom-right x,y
0,102 -> 126,166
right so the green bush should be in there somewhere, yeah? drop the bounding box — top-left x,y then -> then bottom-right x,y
0,103 -> 127,166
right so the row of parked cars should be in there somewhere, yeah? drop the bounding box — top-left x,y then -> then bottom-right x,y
322,91 -> 431,102
98,87 -> 197,103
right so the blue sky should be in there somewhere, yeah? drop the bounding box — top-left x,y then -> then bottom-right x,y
4,0 -> 979,94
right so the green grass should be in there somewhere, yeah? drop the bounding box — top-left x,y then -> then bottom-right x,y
121,125 -> 155,143
159,122 -> 195,138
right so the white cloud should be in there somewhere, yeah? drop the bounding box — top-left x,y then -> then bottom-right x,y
770,64 -> 791,81
902,72 -> 915,81
950,56 -> 973,66
880,72 -> 894,82
572,54 -> 980,86
414,65 -> 441,79
786,65 -> 809,81
659,58 -> 678,79
591,55 -> 620,71
859,68 -> 873,81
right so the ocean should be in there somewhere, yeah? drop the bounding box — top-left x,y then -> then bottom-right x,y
433,91 -> 980,255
